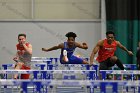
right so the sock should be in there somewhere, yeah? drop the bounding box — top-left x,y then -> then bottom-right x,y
63,50 -> 68,62
63,50 -> 67,56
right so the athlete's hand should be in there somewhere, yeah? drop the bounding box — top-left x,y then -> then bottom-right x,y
128,51 -> 133,56
82,42 -> 88,49
13,57 -> 18,62
42,48 -> 47,52
21,41 -> 26,45
20,41 -> 26,47
82,42 -> 87,46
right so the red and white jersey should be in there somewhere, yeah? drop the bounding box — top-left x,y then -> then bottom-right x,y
96,39 -> 117,62
16,42 -> 32,66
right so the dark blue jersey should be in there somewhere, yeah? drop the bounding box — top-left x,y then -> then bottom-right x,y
60,42 -> 76,58
60,42 -> 83,64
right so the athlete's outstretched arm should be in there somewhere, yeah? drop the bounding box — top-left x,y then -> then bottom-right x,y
117,41 -> 133,55
75,42 -> 88,49
90,40 -> 103,65
42,43 -> 63,52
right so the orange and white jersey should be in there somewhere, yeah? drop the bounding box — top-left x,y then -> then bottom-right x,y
16,42 -> 32,66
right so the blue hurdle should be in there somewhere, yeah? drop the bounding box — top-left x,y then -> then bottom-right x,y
1,63 -> 138,80
0,80 -> 140,93
0,69 -> 97,80
112,64 -> 137,70
0,70 -> 97,93
1,57 -> 139,93
99,70 -> 140,80
2,64 -> 14,79
0,69 -> 140,93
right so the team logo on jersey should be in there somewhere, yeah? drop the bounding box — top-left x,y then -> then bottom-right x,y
105,47 -> 114,51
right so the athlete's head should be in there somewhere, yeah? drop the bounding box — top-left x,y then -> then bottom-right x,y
106,31 -> 115,44
65,32 -> 77,46
18,33 -> 26,45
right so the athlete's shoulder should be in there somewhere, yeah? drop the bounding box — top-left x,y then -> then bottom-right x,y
97,40 -> 104,46
98,39 -> 104,43
26,42 -> 32,47
115,40 -> 120,45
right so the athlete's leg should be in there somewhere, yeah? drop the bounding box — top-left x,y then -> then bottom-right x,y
20,65 -> 30,79
82,60 -> 89,64
68,55 -> 88,64
110,56 -> 125,70
62,50 -> 69,62
61,54 -> 89,64
99,58 -> 111,80
14,62 -> 24,79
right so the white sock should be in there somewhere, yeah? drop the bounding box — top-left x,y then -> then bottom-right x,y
63,50 -> 68,62
63,50 -> 67,56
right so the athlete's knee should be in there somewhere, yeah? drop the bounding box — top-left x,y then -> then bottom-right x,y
15,62 -> 23,68
17,62 -> 23,65
82,60 -> 89,64
110,56 -> 118,62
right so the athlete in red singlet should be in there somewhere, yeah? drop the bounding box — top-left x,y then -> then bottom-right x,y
90,31 -> 133,70
96,39 -> 117,62
13,34 -> 32,79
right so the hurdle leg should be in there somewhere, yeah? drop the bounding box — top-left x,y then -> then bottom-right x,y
48,58 -> 53,64
2,64 -> 13,79
34,82 -> 42,93
94,65 -> 98,79
126,86 -> 129,92
86,65 -> 90,70
43,85 -> 48,93
100,71 -> 107,80
112,82 -> 118,93
2,64 -> 9,90
21,82 -> 28,93
100,82 -> 106,93
3,65 -> 8,79
138,86 -> 140,93
89,86 -> 94,93
22,81 -> 42,93
132,86 -> 136,93
35,64 -> 46,70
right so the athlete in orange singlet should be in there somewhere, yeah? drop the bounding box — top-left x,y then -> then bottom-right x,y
13,34 -> 32,79
90,31 -> 133,70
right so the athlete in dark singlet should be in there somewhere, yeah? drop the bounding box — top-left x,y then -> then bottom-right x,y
42,32 -> 89,64
90,31 -> 133,70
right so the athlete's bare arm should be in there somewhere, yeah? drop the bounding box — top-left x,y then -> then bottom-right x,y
90,40 -> 103,65
75,42 -> 88,49
117,41 -> 133,55
42,43 -> 63,52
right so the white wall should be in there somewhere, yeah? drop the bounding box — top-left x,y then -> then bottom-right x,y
0,0 -> 100,19
0,21 -> 101,65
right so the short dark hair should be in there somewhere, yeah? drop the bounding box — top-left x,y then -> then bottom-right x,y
18,33 -> 26,38
106,31 -> 115,36
65,32 -> 77,38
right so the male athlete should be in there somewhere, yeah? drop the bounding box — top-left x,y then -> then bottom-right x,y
13,34 -> 32,79
90,31 -> 133,70
42,32 -> 89,64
